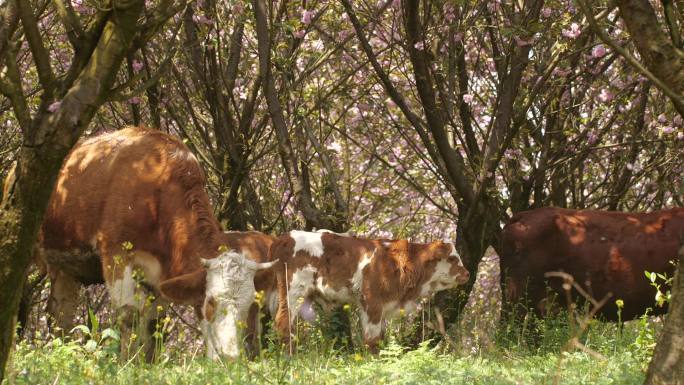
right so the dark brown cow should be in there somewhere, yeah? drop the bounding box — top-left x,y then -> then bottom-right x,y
38,127 -> 276,360
501,207 -> 684,320
270,230 -> 470,352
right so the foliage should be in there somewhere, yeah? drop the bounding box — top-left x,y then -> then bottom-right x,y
645,260 -> 677,307
3,314 -> 654,385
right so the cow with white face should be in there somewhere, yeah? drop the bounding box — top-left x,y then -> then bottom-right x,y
271,231 -> 470,353
36,127 -> 277,361
160,250 -> 277,360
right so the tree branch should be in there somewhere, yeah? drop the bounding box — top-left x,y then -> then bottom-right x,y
578,0 -> 684,115
52,0 -> 84,48
16,0 -> 55,99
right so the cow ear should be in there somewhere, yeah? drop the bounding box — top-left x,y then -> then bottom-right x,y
159,268 -> 207,305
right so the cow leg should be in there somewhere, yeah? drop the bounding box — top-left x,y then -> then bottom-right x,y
46,269 -> 81,336
359,305 -> 384,354
140,295 -> 170,363
275,266 -> 313,354
103,257 -> 148,362
244,302 -> 261,359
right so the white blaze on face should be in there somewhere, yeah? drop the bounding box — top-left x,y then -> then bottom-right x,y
290,230 -> 324,257
420,259 -> 458,297
201,250 -> 277,360
360,310 -> 383,340
448,243 -> 465,267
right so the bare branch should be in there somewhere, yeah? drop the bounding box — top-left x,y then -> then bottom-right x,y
16,0 -> 55,97
52,0 -> 84,47
577,0 -> 684,115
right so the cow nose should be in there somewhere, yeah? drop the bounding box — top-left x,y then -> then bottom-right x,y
459,270 -> 470,284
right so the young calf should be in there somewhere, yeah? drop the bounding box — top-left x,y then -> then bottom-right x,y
271,231 -> 470,352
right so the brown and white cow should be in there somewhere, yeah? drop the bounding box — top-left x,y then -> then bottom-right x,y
218,231 -> 278,356
501,207 -> 684,320
270,230 -> 470,352
38,127 -> 276,360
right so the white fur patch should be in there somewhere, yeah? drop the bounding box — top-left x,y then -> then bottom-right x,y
360,310 -> 383,340
266,290 -> 279,316
315,276 -> 352,303
108,265 -> 143,310
351,249 -> 375,293
133,251 -> 162,288
290,230 -> 325,257
169,147 -> 198,163
287,264 -> 317,322
420,259 -> 454,297
448,243 -> 464,266
202,250 -> 260,360
316,229 -> 351,236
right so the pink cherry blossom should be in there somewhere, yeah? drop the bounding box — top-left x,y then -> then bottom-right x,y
552,67 -> 572,77
562,23 -> 581,39
72,0 -> 88,13
657,113 -> 668,123
677,132 -> 684,140
301,10 -> 313,25
231,2 -> 244,15
192,14 -> 213,25
128,96 -> 141,104
132,60 -> 143,72
47,101 -> 61,113
414,41 -> 424,50
327,141 -> 342,152
591,44 -> 606,58
673,115 -> 683,126
597,88 -> 613,103
293,30 -> 306,39
587,131 -> 599,145
661,126 -> 675,134
463,94 -> 473,104
541,7 -> 552,18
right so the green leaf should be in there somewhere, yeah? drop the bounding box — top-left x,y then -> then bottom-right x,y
70,325 -> 91,337
84,339 -> 98,353
100,328 -> 120,342
88,308 -> 99,337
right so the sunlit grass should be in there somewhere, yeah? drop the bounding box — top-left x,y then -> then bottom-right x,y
4,314 -> 653,385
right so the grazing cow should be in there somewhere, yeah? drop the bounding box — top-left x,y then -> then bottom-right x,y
501,207 -> 684,320
270,231 -> 470,352
219,231 -> 278,356
38,127 -> 276,360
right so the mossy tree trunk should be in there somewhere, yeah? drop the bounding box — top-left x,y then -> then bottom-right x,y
604,1 -> 684,383
0,0 -> 147,381
643,246 -> 684,385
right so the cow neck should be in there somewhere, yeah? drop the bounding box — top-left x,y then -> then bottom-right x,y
374,240 -> 425,300
164,159 -> 224,276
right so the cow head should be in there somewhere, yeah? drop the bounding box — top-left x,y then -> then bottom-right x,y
419,241 -> 470,295
159,250 -> 277,360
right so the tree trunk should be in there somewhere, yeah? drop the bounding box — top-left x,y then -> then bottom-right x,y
615,0 -> 684,116
0,0 -> 145,380
643,245 -> 684,385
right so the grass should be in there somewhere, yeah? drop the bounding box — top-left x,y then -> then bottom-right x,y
4,313 -> 655,385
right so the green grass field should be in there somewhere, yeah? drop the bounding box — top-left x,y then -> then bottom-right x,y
4,314 -> 656,385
